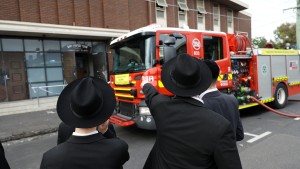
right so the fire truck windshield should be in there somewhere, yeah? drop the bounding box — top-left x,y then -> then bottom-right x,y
112,35 -> 155,74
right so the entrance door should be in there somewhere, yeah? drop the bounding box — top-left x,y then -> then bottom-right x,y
75,53 -> 90,79
1,53 -> 28,101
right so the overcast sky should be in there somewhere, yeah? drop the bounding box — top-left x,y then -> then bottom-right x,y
241,0 -> 296,40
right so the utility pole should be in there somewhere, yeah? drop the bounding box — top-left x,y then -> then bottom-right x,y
283,1 -> 300,49
297,0 -> 300,49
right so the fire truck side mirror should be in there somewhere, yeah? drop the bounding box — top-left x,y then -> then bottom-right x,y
163,37 -> 176,64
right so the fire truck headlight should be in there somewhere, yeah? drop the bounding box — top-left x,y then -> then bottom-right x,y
139,107 -> 151,115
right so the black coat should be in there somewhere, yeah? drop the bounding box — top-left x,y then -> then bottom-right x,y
57,122 -> 117,144
143,84 -> 242,169
202,90 -> 244,141
0,142 -> 10,169
40,133 -> 129,169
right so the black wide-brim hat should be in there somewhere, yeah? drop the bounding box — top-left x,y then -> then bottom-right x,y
57,77 -> 116,128
161,53 -> 212,97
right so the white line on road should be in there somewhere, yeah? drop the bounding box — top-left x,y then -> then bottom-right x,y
244,132 -> 258,137
294,118 -> 300,120
246,131 -> 272,143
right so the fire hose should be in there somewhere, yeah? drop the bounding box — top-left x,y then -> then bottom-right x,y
248,96 -> 300,118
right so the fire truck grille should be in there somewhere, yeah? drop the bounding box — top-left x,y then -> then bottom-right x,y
119,102 -> 135,118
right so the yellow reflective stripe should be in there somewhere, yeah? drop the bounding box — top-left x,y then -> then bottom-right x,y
239,103 -> 259,110
217,74 -> 232,81
115,94 -> 134,98
289,81 -> 300,86
114,88 -> 131,91
158,80 -> 164,88
273,76 -> 288,82
260,98 -> 274,104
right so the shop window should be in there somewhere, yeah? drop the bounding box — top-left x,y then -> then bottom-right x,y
2,39 -> 23,51
45,53 -> 62,67
46,68 -> 63,81
61,40 -> 77,52
25,53 -> 45,67
47,81 -> 64,96
92,41 -> 106,54
44,40 -> 60,52
27,68 -> 46,83
29,82 -> 47,98
24,39 -> 43,52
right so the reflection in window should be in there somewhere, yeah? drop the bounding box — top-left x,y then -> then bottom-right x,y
61,40 -> 76,52
25,53 -> 45,67
24,39 -> 43,52
44,40 -> 60,52
2,39 -> 23,51
159,34 -> 187,59
45,53 -> 62,66
47,82 -> 64,96
27,68 -> 46,82
29,83 -> 47,98
92,42 -> 106,54
46,68 -> 63,81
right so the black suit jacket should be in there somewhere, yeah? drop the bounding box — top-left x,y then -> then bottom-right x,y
202,90 -> 244,141
143,84 -> 242,169
0,142 -> 10,169
41,133 -> 129,169
57,122 -> 117,144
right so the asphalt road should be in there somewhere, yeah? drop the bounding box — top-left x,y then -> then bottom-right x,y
3,97 -> 300,169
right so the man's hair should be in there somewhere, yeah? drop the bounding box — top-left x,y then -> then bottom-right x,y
203,59 -> 220,81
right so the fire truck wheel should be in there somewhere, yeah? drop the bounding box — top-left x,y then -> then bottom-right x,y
271,83 -> 288,109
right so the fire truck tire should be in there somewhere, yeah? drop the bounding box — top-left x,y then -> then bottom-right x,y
271,83 -> 288,109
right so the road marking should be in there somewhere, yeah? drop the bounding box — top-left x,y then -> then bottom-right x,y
294,118 -> 300,120
244,131 -> 272,143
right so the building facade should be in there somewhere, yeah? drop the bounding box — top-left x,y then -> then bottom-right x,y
0,0 -> 251,102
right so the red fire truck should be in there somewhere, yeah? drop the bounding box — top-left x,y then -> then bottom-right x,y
109,24 -> 300,130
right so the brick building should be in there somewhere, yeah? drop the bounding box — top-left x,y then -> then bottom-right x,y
0,0 -> 251,101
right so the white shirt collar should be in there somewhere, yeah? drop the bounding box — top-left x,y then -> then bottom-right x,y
72,130 -> 98,136
191,88 -> 218,104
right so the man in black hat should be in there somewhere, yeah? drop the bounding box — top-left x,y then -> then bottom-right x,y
40,77 -> 129,169
142,53 -> 242,169
200,59 -> 244,141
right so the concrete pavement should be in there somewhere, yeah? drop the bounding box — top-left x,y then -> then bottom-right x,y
0,97 -> 60,142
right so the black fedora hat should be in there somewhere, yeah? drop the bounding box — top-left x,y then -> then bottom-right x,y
57,77 -> 116,128
161,53 -> 212,97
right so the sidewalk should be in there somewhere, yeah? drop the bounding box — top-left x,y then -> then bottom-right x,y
0,97 -> 60,142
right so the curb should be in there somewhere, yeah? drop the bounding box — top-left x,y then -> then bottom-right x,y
0,127 -> 58,143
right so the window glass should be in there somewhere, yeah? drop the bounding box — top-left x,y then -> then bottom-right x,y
203,36 -> 224,60
2,39 -> 23,51
92,42 -> 106,53
29,82 -> 47,98
45,53 -> 62,66
24,39 -> 43,52
25,53 -> 45,67
46,68 -> 63,81
47,81 -> 64,96
27,68 -> 46,82
44,40 -> 60,52
159,34 -> 187,60
61,40 -> 77,52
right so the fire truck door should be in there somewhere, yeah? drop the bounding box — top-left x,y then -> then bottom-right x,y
202,34 -> 232,89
